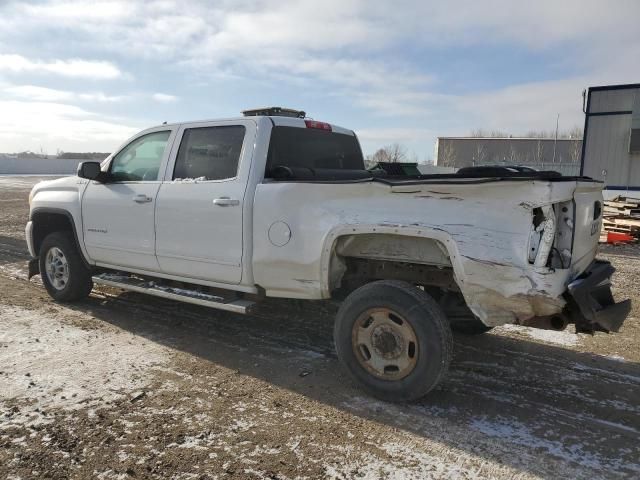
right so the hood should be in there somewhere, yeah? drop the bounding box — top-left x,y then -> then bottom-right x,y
32,175 -> 81,193
29,175 -> 86,210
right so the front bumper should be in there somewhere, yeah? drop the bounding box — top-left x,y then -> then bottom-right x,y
566,260 -> 631,333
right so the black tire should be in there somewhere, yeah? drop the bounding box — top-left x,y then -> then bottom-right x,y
334,280 -> 453,402
450,318 -> 494,335
39,232 -> 93,302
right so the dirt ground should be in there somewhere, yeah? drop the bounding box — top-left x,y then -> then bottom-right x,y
0,176 -> 638,480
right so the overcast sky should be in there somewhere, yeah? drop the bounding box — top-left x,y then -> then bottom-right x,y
0,0 -> 639,158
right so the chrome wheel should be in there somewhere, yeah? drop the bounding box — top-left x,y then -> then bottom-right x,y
352,307 -> 419,380
45,247 -> 69,291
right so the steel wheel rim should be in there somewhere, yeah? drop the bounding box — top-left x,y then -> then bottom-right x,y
351,307 -> 419,380
45,247 -> 69,291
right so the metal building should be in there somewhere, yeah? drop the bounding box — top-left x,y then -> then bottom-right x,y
434,137 -> 582,176
581,83 -> 640,196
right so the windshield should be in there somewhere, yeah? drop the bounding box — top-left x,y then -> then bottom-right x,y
265,126 -> 365,178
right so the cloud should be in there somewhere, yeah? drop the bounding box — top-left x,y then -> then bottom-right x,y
357,128 -> 435,144
0,54 -> 122,79
0,0 -> 638,152
2,1 -> 637,114
4,85 -> 127,102
20,0 -> 132,21
152,93 -> 178,103
0,99 -> 139,152
450,78 -> 587,134
78,92 -> 128,103
4,85 -> 73,102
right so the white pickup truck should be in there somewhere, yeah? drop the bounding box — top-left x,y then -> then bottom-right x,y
26,107 -> 630,401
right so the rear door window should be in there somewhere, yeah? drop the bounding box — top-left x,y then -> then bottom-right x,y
266,126 -> 364,176
173,126 -> 245,180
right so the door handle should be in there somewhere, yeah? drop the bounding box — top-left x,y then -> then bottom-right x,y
133,194 -> 153,203
213,197 -> 240,207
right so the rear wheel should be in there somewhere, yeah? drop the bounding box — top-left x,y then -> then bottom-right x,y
334,280 -> 453,402
39,232 -> 93,302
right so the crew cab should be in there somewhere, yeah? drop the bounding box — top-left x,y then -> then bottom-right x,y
26,107 -> 631,401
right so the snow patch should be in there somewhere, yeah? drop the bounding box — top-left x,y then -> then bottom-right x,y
603,354 -> 626,362
95,272 -> 133,282
325,440 -> 495,480
0,305 -> 169,427
470,415 -> 639,472
0,262 -> 29,281
495,324 -> 580,346
171,177 -> 207,183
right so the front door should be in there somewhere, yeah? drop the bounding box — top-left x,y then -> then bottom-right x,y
155,120 -> 255,284
82,128 -> 175,271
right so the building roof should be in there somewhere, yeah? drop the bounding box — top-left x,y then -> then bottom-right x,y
588,83 -> 640,92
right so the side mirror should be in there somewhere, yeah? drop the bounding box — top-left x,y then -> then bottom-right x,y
77,161 -> 103,181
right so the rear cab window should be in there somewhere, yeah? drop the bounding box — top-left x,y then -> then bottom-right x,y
265,126 -> 365,178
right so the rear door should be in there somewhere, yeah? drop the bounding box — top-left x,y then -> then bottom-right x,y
82,127 -> 176,271
155,119 -> 256,284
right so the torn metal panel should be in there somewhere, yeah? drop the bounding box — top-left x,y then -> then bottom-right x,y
533,205 -> 556,267
455,254 -> 567,326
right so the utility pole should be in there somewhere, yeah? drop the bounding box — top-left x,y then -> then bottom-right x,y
552,113 -> 559,163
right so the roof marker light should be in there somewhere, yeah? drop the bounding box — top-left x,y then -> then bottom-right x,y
304,120 -> 332,131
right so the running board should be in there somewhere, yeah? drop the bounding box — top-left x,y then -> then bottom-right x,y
92,273 -> 255,314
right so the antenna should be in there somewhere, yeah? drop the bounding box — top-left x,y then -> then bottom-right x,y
552,113 -> 559,163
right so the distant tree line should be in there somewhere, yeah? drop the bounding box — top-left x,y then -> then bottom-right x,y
56,151 -> 111,160
364,143 -> 424,168
438,138 -> 583,168
469,125 -> 583,140
4,151 -> 111,160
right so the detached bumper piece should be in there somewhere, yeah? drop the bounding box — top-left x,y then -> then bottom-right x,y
566,260 -> 631,333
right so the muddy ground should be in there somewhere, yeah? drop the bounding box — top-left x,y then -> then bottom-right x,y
0,176 -> 638,479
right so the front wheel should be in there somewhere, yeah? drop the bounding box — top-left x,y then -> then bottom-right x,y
334,280 -> 453,402
39,232 -> 93,302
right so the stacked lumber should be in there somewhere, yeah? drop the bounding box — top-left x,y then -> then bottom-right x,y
601,196 -> 640,242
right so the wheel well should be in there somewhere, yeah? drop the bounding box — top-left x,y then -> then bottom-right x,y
328,233 -> 477,325
31,211 -> 76,256
333,257 -> 458,296
328,233 -> 457,297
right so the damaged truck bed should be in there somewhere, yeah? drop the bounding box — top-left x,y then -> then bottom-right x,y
252,170 -> 630,334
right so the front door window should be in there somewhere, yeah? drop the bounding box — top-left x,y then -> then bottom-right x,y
110,131 -> 171,182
